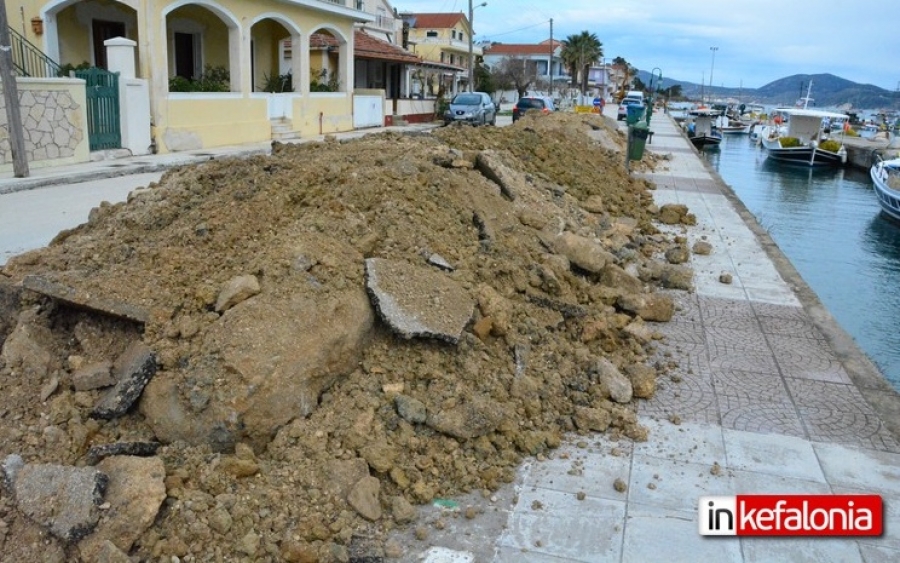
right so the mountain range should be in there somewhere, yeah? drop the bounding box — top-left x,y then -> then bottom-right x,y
635,71 -> 900,111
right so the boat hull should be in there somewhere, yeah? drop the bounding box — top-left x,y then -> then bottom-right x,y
871,159 -> 900,223
690,134 -> 722,149
761,143 -> 846,167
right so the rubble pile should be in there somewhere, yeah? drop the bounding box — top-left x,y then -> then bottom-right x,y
0,112 -> 695,561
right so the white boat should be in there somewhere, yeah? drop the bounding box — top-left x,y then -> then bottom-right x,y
685,108 -> 723,149
760,108 -> 849,166
871,156 -> 900,222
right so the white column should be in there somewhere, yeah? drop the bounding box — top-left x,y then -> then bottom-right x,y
105,37 -> 151,155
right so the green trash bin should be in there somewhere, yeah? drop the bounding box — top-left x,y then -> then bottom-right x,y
629,122 -> 650,161
625,103 -> 645,125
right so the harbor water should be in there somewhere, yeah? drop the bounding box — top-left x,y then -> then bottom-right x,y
702,134 -> 900,392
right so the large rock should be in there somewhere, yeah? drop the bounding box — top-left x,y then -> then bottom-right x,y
201,289 -> 373,444
215,274 -> 260,312
598,264 -> 644,294
475,150 -> 527,200
347,476 -> 382,521
594,358 -> 633,404
78,456 -> 166,560
551,232 -> 616,274
365,258 -> 473,344
426,397 -> 505,439
2,454 -> 108,542
617,292 -> 675,322
1,308 -> 54,378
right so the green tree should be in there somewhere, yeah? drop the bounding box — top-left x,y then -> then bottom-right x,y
475,63 -> 495,95
560,31 -> 603,95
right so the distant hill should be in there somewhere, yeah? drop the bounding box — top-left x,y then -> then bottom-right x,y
634,71 -> 900,110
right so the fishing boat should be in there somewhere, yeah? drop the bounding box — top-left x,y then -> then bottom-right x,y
685,108 -> 723,149
759,108 -> 849,166
871,156 -> 900,222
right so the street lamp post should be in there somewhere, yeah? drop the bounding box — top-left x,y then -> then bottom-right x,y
709,46 -> 718,104
468,1 -> 487,92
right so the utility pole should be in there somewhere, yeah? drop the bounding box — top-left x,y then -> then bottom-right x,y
0,0 -> 28,177
548,18 -> 553,97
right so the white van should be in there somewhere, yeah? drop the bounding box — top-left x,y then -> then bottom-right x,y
624,90 -> 644,104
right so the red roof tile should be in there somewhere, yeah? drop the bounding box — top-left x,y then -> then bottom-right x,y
484,44 -> 557,56
404,13 -> 465,29
309,33 -> 340,49
355,31 -> 421,63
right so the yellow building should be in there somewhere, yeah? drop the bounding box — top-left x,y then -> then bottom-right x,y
11,0 -> 375,153
400,12 -> 480,94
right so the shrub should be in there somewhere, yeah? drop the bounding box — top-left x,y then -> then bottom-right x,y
56,61 -> 91,77
778,136 -> 801,148
819,139 -> 842,153
168,65 -> 230,92
262,71 -> 293,93
310,69 -> 339,92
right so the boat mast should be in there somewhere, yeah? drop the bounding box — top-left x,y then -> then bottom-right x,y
800,80 -> 813,109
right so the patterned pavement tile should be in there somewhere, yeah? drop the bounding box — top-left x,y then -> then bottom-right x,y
697,295 -> 757,320
770,336 -> 852,383
716,395 -> 806,438
709,349 -> 780,374
785,378 -> 900,452
749,301 -> 809,320
637,369 -> 719,425
651,321 -> 706,346
705,326 -> 772,355
711,369 -> 792,403
757,314 -> 827,340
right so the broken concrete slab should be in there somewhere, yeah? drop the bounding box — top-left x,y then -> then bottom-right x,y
91,341 -> 157,420
78,456 -> 166,561
0,280 -> 21,344
365,258 -> 474,344
593,358 -> 633,404
84,441 -> 161,466
475,150 -> 524,201
22,275 -> 149,323
2,454 -> 108,542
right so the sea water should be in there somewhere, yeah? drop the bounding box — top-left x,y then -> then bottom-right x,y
702,135 -> 900,391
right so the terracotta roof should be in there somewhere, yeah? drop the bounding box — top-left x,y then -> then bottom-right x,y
354,31 -> 421,64
404,13 -> 465,29
309,33 -> 340,49
484,43 -> 557,56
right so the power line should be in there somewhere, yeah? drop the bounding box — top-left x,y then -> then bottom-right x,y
481,20 -> 550,41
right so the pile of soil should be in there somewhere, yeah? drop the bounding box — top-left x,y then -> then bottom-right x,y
0,113 -> 692,562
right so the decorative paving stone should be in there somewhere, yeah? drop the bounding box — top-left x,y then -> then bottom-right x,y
757,315 -> 827,340
786,379 -> 900,452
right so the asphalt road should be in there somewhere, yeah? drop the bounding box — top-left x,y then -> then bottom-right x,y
0,172 -> 163,266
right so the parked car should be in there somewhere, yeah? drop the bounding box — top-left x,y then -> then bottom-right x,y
617,98 -> 643,121
512,96 -> 556,122
444,92 -> 497,126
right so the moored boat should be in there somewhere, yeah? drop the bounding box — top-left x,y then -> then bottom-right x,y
871,156 -> 900,222
760,108 -> 849,166
686,108 -> 723,149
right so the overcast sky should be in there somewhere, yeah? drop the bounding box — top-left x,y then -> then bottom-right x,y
395,0 -> 900,91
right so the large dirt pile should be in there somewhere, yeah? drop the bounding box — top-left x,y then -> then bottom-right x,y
0,113 -> 693,561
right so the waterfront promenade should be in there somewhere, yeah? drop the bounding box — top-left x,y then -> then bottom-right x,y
2,111 -> 899,562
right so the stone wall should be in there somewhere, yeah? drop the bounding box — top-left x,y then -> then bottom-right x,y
0,78 -> 90,172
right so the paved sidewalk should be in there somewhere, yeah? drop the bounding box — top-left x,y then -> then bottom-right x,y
390,109 -> 900,562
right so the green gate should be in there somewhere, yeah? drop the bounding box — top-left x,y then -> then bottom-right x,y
75,68 -> 121,151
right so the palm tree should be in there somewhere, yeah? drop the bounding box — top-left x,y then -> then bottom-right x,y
560,31 -> 603,95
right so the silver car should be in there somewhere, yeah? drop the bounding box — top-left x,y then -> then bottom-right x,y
444,92 -> 497,126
